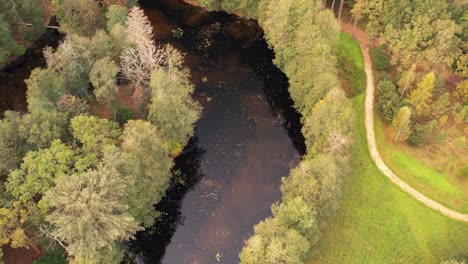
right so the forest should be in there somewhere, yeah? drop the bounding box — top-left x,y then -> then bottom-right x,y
1,0 -> 467,263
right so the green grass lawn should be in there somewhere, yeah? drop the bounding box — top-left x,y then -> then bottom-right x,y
308,33 -> 468,263
375,117 -> 468,213
339,33 -> 364,69
309,94 -> 468,263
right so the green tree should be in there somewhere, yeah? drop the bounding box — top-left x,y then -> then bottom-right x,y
0,111 -> 22,176
52,0 -> 104,36
6,140 -> 75,203
0,201 -> 35,251
90,56 -> 120,116
69,115 -> 121,155
0,0 -> 46,42
281,160 -> 320,208
44,31 -> 113,96
272,197 -> 317,238
149,67 -> 201,147
376,79 -> 402,124
56,94 -> 89,121
19,110 -> 67,149
354,0 -> 462,71
397,64 -> 417,97
456,54 -> 468,78
25,68 -> 66,113
285,10 -> 340,114
106,4 -> 128,31
0,14 -> 20,65
239,217 -> 310,264
302,88 -> 355,155
407,72 -> 435,117
90,29 -> 113,59
455,80 -> 468,102
118,120 -> 174,226
44,34 -> 93,96
109,23 -> 128,58
408,119 -> 438,146
43,163 -> 141,262
389,106 -> 412,142
431,92 -> 450,119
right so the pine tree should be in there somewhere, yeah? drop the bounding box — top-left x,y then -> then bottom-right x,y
44,164 -> 141,262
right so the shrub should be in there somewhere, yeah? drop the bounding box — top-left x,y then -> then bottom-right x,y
370,44 -> 390,71
116,105 -> 135,125
458,165 -> 468,180
455,105 -> 468,124
33,248 -> 67,264
376,71 -> 393,83
407,120 -> 438,146
338,49 -> 366,96
455,80 -> 468,102
376,80 -> 402,124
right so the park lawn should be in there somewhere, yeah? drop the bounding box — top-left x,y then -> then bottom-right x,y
375,116 -> 468,213
309,94 -> 468,263
337,33 -> 366,96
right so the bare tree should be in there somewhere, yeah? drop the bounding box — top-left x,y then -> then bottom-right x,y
120,6 -> 169,89
326,130 -> 351,154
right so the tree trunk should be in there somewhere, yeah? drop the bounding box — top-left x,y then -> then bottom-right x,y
352,16 -> 358,37
338,0 -> 344,22
331,0 -> 336,11
29,242 -> 41,255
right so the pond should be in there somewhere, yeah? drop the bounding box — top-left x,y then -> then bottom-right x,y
130,0 -> 304,263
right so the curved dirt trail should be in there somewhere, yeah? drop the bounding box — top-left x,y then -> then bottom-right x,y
341,23 -> 468,223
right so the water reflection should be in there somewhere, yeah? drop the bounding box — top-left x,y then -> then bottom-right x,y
129,0 -> 304,263
129,137 -> 206,262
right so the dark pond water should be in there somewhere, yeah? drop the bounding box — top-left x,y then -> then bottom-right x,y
0,1 -> 304,263
130,0 -> 305,263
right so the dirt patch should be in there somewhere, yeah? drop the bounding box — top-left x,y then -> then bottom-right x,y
2,245 -> 42,264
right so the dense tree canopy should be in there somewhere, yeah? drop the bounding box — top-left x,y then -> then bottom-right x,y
0,5 -> 202,262
118,120 -> 174,227
44,164 -> 141,262
0,111 -> 22,176
149,67 -> 201,147
352,0 -> 463,71
7,140 -> 75,204
0,0 -> 46,65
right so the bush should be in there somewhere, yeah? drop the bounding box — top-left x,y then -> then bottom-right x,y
376,71 -> 393,83
337,49 -> 366,97
458,165 -> 468,180
370,44 -> 390,71
116,105 -> 135,124
407,120 -> 438,146
376,80 -> 402,124
455,105 -> 468,124
455,80 -> 468,102
33,248 -> 67,264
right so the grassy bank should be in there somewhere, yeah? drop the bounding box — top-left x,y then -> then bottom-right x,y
309,94 -> 468,263
337,33 -> 365,96
375,117 -> 468,213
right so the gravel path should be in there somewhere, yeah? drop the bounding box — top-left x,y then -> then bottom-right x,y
341,23 -> 468,223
